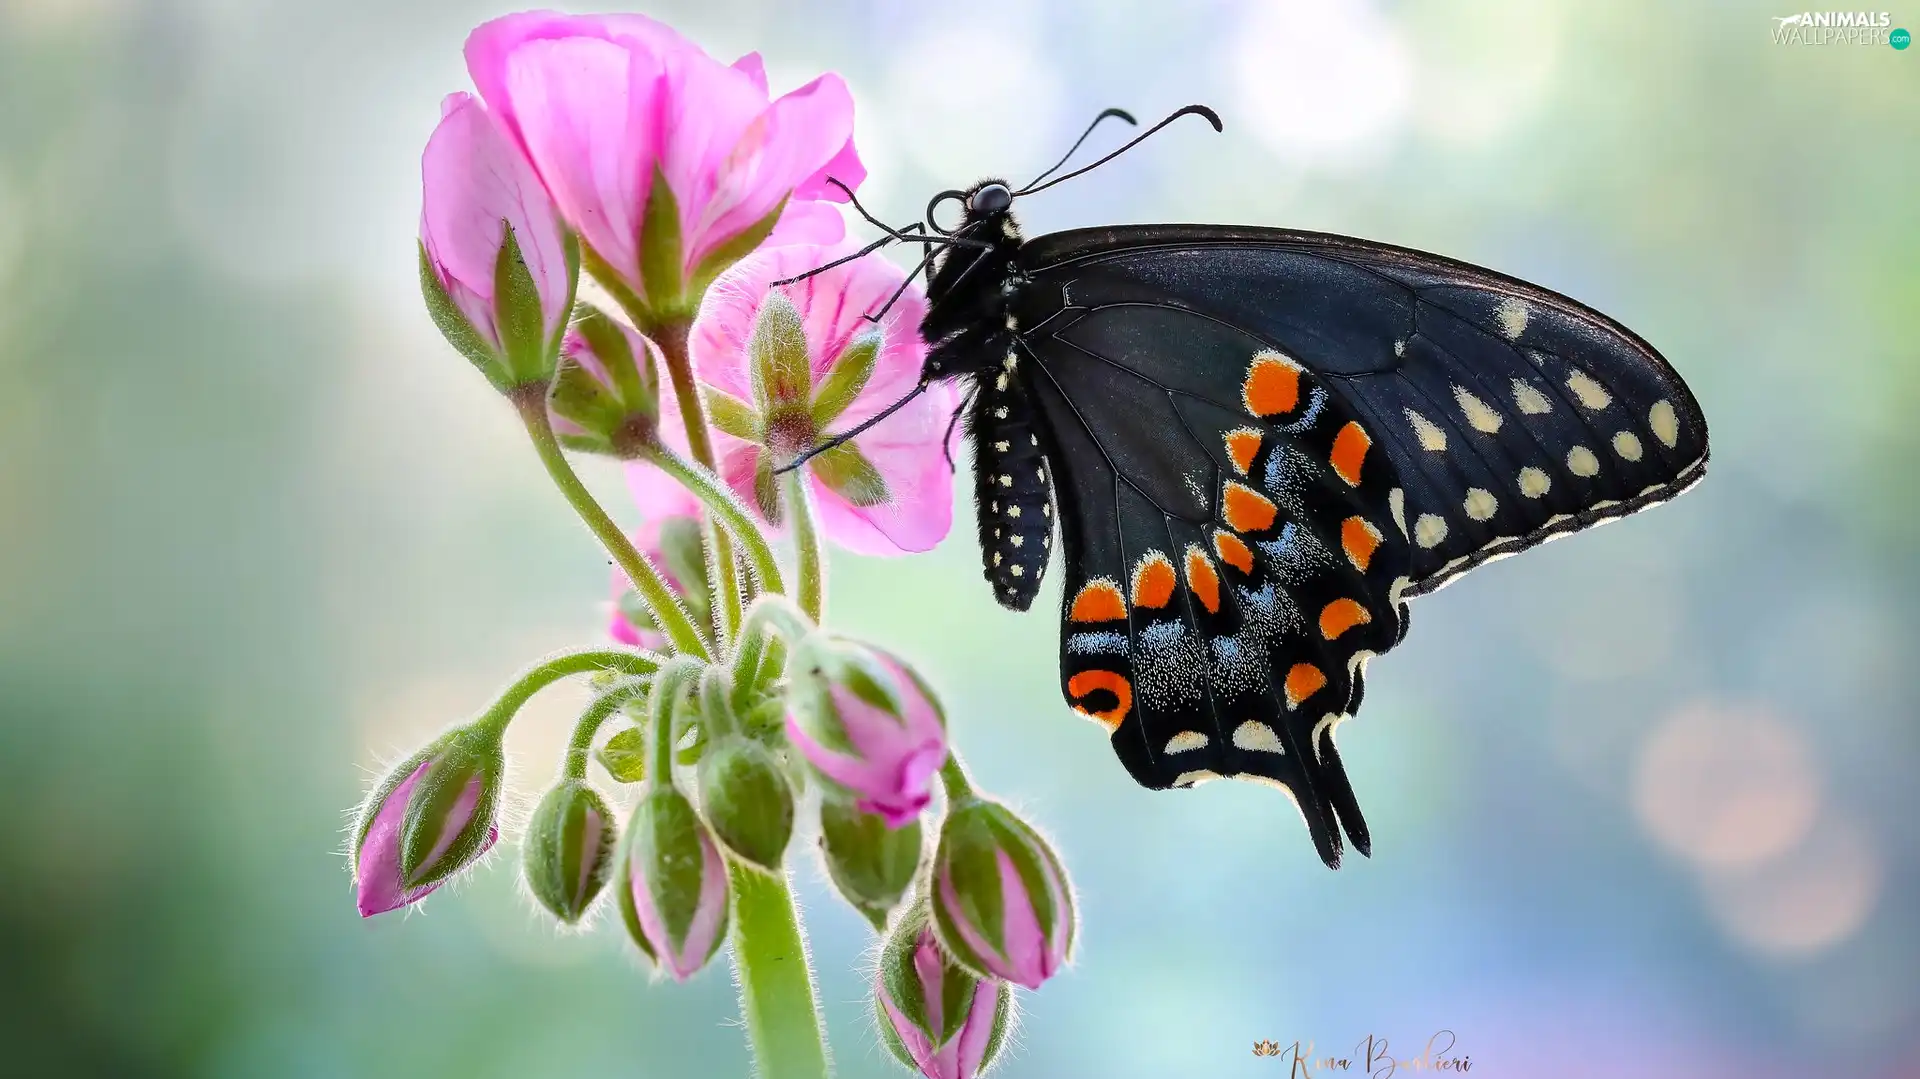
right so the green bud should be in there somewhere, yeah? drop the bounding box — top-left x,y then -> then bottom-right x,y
818,799 -> 924,930
522,781 -> 618,923
547,304 -> 663,458
694,736 -> 795,873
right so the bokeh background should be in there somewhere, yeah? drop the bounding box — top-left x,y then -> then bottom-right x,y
3,0 -> 1916,1076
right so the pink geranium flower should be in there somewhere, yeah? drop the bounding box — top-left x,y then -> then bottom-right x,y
463,11 -> 862,315
419,91 -> 576,390
685,243 -> 960,556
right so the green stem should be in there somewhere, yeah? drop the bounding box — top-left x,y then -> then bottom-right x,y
647,656 -> 705,785
783,471 -> 825,623
729,866 -> 830,1079
651,321 -> 745,647
938,753 -> 976,803
514,390 -> 710,661
472,649 -> 660,740
563,679 -> 652,781
643,444 -> 786,597
698,665 -> 738,739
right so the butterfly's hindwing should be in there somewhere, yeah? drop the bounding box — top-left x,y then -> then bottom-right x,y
1022,302 -> 1411,867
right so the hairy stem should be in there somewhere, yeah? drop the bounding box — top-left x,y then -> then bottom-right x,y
562,678 -> 652,781
514,389 -> 710,660
472,649 -> 661,740
651,321 -> 745,646
643,444 -> 786,597
730,866 -> 831,1079
782,471 -> 825,623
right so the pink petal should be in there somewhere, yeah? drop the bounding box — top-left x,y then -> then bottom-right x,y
762,199 -> 848,250
731,51 -> 769,96
419,92 -> 571,343
687,74 -> 863,269
655,47 -> 776,267
355,762 -> 429,917
492,36 -> 663,287
994,850 -> 1053,989
951,977 -> 1003,1077
792,132 -> 866,204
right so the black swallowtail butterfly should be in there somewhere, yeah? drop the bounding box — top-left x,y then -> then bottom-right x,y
784,107 -> 1709,869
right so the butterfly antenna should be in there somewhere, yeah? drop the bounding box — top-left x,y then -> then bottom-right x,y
774,381 -> 931,475
1011,104 -> 1222,197
1021,107 -> 1138,191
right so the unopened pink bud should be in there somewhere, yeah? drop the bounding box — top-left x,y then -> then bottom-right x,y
875,911 -> 1013,1079
351,728 -> 504,918
785,638 -> 947,828
616,787 -> 730,981
931,800 -> 1075,991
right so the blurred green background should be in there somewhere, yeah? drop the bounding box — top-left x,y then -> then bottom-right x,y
3,1 -> 1916,1076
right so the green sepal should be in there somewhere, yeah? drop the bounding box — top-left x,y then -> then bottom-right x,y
551,230 -> 582,359
597,725 -> 650,784
694,736 -> 795,873
523,780 -> 617,923
704,387 -> 765,442
548,308 -> 645,457
638,164 -> 686,317
810,330 -> 880,429
981,981 -> 1015,1069
819,800 -> 923,925
752,453 -> 784,526
685,196 -> 787,301
398,725 -> 504,888
932,802 -> 1008,974
492,219 -> 554,387
581,240 -> 653,331
656,517 -> 713,630
748,291 -> 812,413
418,242 -> 507,391
809,441 -> 891,507
874,993 -> 918,1072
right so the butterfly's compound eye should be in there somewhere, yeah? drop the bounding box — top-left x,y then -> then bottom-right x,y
969,183 -> 1012,215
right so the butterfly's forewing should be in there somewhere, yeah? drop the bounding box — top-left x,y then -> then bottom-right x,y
1009,225 -> 1708,864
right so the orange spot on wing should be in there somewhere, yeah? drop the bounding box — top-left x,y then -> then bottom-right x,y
1224,428 -> 1263,475
1067,669 -> 1132,731
1340,516 -> 1382,572
1130,553 -> 1176,609
1222,483 -> 1279,533
1284,663 -> 1327,708
1330,422 -> 1370,486
1213,531 -> 1255,575
1243,355 -> 1302,417
1319,599 -> 1372,640
1184,547 -> 1221,613
1069,579 -> 1127,623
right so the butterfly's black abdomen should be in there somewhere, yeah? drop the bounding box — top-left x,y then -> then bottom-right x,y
968,351 -> 1055,610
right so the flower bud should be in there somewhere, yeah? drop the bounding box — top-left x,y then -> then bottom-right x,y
617,787 -> 730,981
694,735 -> 795,873
418,92 -> 577,392
548,305 -> 663,458
931,800 -> 1075,990
522,780 -> 617,923
351,725 -> 504,918
785,637 -> 947,828
875,909 -> 1014,1079
818,799 -> 922,929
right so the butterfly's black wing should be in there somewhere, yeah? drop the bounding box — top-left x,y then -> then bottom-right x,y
1007,224 -> 1708,868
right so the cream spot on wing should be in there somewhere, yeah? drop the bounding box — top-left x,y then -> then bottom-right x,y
1464,487 -> 1498,521
1164,730 -> 1209,754
1231,720 -> 1285,754
1415,513 -> 1449,548
1495,297 -> 1529,339
1567,445 -> 1601,477
1567,370 -> 1612,410
1512,379 -> 1553,415
1393,338 -> 1407,357
1613,431 -> 1644,461
1172,770 -> 1221,788
1454,385 -> 1503,433
1389,488 -> 1407,536
1405,408 -> 1448,451
1649,400 -> 1680,448
1519,466 -> 1551,498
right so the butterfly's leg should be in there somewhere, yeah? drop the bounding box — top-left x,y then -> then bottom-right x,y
942,384 -> 978,472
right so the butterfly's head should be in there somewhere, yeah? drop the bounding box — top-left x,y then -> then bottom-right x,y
928,180 -> 1020,240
